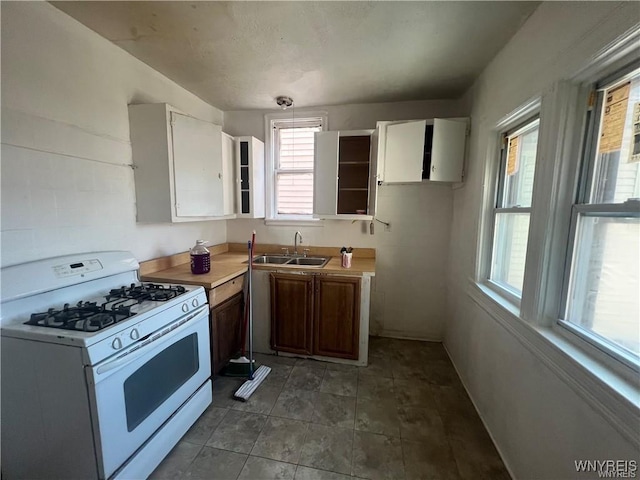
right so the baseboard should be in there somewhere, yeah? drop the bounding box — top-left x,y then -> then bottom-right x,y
377,330 -> 442,342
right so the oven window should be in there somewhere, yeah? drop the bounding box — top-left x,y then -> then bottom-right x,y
124,333 -> 199,432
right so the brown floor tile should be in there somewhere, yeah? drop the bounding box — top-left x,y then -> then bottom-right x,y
393,378 -> 437,408
296,358 -> 328,370
352,431 -> 405,479
320,370 -> 358,397
398,406 -> 446,443
357,374 -> 395,400
182,406 -> 228,445
153,338 -> 507,480
263,363 -> 294,387
402,438 -> 461,480
325,362 -> 358,372
149,440 -> 202,479
355,396 -> 401,437
311,393 -> 356,429
299,424 -> 353,475
230,383 -> 282,415
294,466 -> 354,480
206,410 -> 267,454
271,388 -> 318,421
357,354 -> 393,378
286,366 -> 325,391
251,416 -> 309,463
211,376 -> 244,408
183,446 -> 247,479
237,456 -> 296,480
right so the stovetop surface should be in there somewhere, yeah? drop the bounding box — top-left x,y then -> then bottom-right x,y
24,283 -> 189,333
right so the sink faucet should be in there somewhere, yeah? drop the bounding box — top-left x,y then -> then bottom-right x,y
294,231 -> 303,256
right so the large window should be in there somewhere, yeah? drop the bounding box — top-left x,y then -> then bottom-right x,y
561,65 -> 640,366
268,115 -> 325,220
489,118 -> 540,298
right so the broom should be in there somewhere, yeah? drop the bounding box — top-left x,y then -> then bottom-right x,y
234,235 -> 271,401
222,231 -> 257,377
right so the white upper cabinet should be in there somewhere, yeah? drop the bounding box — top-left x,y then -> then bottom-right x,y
128,103 -> 226,223
235,136 -> 265,219
377,118 -> 468,184
314,130 -> 376,220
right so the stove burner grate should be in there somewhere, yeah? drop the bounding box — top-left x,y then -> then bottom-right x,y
106,283 -> 187,302
23,283 -> 188,332
25,301 -> 134,332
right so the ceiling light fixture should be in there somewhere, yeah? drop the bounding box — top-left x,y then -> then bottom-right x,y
276,96 -> 294,110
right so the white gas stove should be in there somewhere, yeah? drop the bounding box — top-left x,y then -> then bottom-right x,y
1,251 -> 212,480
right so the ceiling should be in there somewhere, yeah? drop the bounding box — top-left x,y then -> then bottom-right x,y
51,1 -> 540,111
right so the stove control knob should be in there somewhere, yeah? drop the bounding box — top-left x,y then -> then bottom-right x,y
130,328 -> 140,340
182,303 -> 189,313
192,299 -> 199,308
112,337 -> 123,350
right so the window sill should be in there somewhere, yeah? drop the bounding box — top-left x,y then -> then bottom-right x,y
467,278 -> 640,448
264,218 -> 324,227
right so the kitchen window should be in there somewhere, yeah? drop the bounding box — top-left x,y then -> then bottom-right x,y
560,64 -> 640,369
488,117 -> 540,301
265,112 -> 327,221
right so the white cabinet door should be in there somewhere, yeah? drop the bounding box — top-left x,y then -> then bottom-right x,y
235,136 -> 265,218
430,118 -> 467,182
221,132 -> 236,215
171,112 -> 223,217
384,120 -> 426,183
313,131 -> 339,216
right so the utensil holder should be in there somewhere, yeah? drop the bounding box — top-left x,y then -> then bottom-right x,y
341,252 -> 352,268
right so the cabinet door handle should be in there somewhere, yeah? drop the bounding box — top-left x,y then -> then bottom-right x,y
432,165 -> 436,172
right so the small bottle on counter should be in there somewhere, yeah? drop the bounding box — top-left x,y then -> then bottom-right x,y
190,240 -> 211,274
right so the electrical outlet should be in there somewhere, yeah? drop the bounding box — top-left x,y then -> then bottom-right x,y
384,223 -> 391,232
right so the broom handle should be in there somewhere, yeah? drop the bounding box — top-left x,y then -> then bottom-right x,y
248,237 -> 255,379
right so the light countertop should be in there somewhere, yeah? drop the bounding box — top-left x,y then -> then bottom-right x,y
141,252 -> 375,290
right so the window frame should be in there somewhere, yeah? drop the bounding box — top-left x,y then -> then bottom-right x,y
557,62 -> 640,372
481,103 -> 541,306
264,110 -> 328,223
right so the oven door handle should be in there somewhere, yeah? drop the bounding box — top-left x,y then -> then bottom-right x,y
94,305 -> 208,377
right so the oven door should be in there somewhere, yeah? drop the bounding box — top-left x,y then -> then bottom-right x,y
86,305 -> 211,479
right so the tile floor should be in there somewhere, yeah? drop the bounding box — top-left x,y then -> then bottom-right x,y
150,337 -> 510,480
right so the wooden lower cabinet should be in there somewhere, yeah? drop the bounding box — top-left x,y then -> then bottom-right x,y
270,273 -> 360,360
210,291 -> 244,375
270,273 -> 314,355
314,275 -> 360,360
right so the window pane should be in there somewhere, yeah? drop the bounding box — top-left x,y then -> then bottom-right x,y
276,173 -> 313,215
490,212 -> 530,294
502,125 -> 539,208
278,127 -> 320,170
591,72 -> 640,204
566,215 -> 640,357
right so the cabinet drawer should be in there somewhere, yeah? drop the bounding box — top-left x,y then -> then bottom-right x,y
209,274 -> 245,306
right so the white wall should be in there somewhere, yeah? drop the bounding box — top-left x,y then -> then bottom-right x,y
446,2 -> 640,478
0,2 -> 227,267
225,99 -> 465,338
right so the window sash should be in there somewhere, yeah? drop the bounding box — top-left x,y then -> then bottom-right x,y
560,64 -> 640,369
269,116 -> 324,218
560,206 -> 640,370
489,209 -> 531,298
487,116 -> 540,301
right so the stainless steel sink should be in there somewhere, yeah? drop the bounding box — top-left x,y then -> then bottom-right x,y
246,255 -> 331,268
251,255 -> 291,264
285,257 -> 330,267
